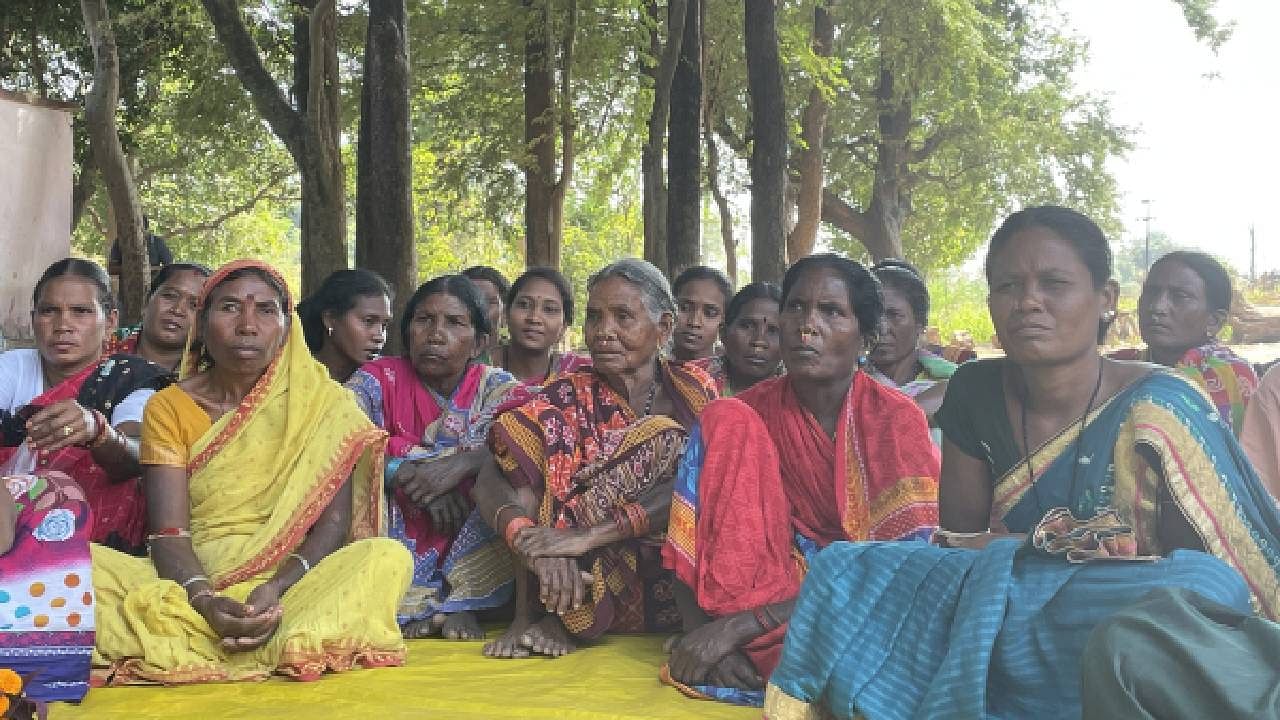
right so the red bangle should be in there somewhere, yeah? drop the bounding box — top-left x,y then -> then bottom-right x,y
504,516 -> 534,549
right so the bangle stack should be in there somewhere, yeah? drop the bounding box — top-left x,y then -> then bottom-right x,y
612,502 -> 650,538
88,409 -> 118,448
180,574 -> 209,589
491,502 -> 523,532
147,527 -> 192,543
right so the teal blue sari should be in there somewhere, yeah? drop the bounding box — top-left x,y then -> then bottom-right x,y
763,370 -> 1280,720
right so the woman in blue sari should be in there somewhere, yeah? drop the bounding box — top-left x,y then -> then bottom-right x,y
764,206 -> 1280,720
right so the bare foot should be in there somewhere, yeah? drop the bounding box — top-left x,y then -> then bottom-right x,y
484,615 -> 533,658
519,615 -> 577,657
401,617 -> 439,639
441,611 -> 484,640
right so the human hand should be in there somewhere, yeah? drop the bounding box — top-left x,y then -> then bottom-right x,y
667,617 -> 744,686
425,490 -> 471,535
397,453 -> 474,507
194,593 -> 282,653
513,525 -> 594,561
531,556 -> 592,616
26,400 -> 96,452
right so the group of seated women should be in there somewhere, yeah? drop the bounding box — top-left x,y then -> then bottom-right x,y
4,205 -> 1280,720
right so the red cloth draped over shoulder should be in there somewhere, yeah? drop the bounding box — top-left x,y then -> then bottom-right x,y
662,371 -> 939,678
0,363 -> 145,552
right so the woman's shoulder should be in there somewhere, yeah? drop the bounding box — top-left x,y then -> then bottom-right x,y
945,356 -> 1005,387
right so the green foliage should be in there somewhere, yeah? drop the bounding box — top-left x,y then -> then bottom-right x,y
927,271 -> 995,345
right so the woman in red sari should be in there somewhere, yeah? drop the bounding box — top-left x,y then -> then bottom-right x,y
473,258 -> 718,660
0,259 -> 172,555
661,253 -> 941,705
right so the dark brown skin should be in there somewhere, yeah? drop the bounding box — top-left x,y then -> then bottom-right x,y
871,283 -> 925,386
673,278 -> 726,362
137,269 -> 206,372
25,277 -> 139,478
498,277 -> 569,383
668,265 -> 867,690
147,275 -> 353,652
469,279 -> 505,358
719,297 -> 781,394
1138,258 -> 1226,367
313,293 -> 392,383
0,492 -> 16,556
940,226 -> 1202,552
473,276 -> 678,658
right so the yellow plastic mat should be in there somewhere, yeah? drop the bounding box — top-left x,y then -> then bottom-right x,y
51,634 -> 759,719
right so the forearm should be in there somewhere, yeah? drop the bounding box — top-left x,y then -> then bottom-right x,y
578,479 -> 675,551
90,427 -> 142,479
269,478 -> 352,592
150,540 -> 214,593
475,455 -> 529,532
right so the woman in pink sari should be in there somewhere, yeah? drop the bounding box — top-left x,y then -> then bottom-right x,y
0,259 -> 171,555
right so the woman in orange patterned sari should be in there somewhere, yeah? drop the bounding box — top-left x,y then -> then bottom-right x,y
473,259 -> 717,660
91,260 -> 411,684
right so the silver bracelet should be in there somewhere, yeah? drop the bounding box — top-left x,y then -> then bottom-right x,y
180,574 -> 209,589
289,552 -> 311,574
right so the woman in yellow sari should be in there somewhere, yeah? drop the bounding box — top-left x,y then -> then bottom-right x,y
91,260 -> 412,684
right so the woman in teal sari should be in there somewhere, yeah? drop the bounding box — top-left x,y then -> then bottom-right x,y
764,206 -> 1280,720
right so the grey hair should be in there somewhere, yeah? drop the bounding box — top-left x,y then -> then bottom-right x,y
587,258 -> 677,323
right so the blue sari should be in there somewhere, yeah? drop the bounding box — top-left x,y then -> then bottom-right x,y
764,370 -> 1280,720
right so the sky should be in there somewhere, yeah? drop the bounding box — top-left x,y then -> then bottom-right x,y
1065,0 -> 1280,277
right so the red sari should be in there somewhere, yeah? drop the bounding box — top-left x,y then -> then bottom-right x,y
663,371 -> 940,683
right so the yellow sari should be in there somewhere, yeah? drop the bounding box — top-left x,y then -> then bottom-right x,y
91,262 -> 411,685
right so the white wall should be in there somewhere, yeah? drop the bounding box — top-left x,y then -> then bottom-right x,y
0,92 -> 73,343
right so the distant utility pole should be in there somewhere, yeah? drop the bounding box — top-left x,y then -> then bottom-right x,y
1140,199 -> 1153,271
1250,224 -> 1257,281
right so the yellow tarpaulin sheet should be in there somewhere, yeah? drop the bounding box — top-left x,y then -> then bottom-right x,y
51,635 -> 759,719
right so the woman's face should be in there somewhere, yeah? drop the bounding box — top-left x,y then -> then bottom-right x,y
584,276 -> 670,379
674,278 -> 727,360
142,269 -> 205,351
721,297 -> 781,385
406,292 -> 482,390
469,279 -> 504,342
507,277 -> 567,354
987,226 -> 1116,367
1138,259 -> 1222,359
326,293 -> 392,366
870,284 -> 922,370
33,276 -> 116,374
201,275 -> 288,376
779,266 -> 863,386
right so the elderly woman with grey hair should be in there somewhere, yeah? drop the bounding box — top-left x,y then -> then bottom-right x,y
473,258 -> 719,659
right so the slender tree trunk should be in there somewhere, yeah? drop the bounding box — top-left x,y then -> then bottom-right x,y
357,0 -> 416,352
665,0 -> 701,276
522,0 -> 557,268
788,2 -> 832,262
202,0 -> 346,297
71,156 -> 97,232
705,127 -> 735,285
81,0 -> 146,322
641,0 -> 688,276
865,64 -> 909,261
744,0 -> 787,282
544,0 -> 578,271
298,0 -> 345,293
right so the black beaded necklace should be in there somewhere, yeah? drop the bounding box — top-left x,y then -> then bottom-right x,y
641,358 -> 660,417
1019,357 -> 1105,515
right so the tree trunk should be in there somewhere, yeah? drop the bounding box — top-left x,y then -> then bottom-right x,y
71,156 -> 97,232
544,0 -> 578,272
81,0 -> 146,322
865,63 -> 910,261
788,2 -> 832,263
820,188 -> 896,260
665,0 -> 701,276
357,0 -> 416,352
641,0 -> 688,276
744,0 -> 787,282
705,127 -> 735,285
201,0 -> 346,297
523,0 -> 557,268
